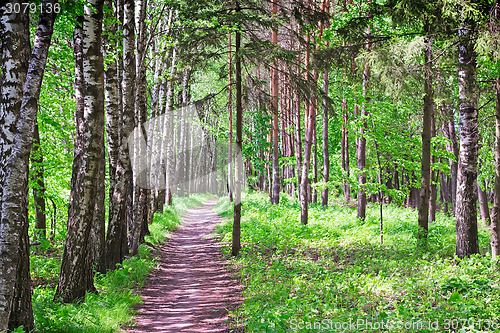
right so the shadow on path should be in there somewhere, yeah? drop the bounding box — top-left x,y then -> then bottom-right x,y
125,199 -> 243,333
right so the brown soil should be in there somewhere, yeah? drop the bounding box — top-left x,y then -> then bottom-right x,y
125,199 -> 243,333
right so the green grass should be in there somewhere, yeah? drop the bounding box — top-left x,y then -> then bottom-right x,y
216,192 -> 500,332
30,193 -> 210,333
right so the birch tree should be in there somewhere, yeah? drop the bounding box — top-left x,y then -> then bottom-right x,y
105,0 -> 136,270
0,0 -> 57,328
55,0 -> 105,302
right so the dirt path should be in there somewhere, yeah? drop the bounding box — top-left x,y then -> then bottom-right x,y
125,199 -> 242,333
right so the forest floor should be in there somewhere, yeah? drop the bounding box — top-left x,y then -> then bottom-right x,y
125,199 -> 243,333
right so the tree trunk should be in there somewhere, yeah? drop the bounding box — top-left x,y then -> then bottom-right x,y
321,69 -> 329,207
492,76 -> 500,259
300,81 -> 316,224
228,32 -> 234,202
232,9 -> 242,256
455,20 -> 480,258
312,121 -> 318,203
0,1 -> 57,329
55,0 -> 105,302
92,145 -> 106,273
490,1 -> 500,260
271,0 -> 280,204
429,111 -> 437,223
131,0 -> 149,256
294,65 -> 303,197
164,43 -> 177,205
442,104 -> 459,214
341,98 -> 350,202
477,181 -> 491,225
104,0 -> 120,256
0,4 -> 31,331
32,121 -> 47,240
417,35 -> 433,241
105,0 -> 135,270
357,50 -> 369,220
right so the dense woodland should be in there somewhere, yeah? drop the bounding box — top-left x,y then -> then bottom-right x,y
1,0 -> 500,331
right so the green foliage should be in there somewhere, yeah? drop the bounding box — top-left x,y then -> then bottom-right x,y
216,193 -> 499,332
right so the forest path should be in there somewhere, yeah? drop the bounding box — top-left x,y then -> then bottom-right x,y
125,199 -> 242,333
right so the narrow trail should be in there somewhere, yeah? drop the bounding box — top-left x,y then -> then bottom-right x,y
125,199 -> 243,333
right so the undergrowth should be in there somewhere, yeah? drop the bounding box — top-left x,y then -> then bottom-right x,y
30,193 -> 209,333
216,192 -> 500,332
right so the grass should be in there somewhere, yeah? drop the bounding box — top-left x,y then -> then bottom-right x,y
215,192 -> 500,332
30,193 -> 210,333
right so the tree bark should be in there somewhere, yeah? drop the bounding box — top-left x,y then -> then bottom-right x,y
300,81 -> 316,224
357,49 -> 369,220
131,0 -> 149,256
55,0 -> 105,302
294,65 -> 303,197
105,0 -> 136,270
341,98 -> 350,202
0,5 -> 31,331
0,0 -> 57,328
490,1 -> 500,260
321,69 -> 329,207
477,181 -> 491,225
442,104 -> 459,214
429,111 -> 437,223
455,20 -> 480,258
228,32 -> 234,202
271,0 -> 280,204
103,0 -> 120,252
164,45 -> 176,206
417,35 -> 433,240
32,121 -> 47,240
232,8 -> 242,256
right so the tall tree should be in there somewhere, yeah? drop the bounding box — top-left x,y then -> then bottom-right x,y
103,0 -> 121,270
455,17 -> 480,258
0,0 -> 57,329
493,75 -> 500,259
442,104 -> 459,214
55,0 -> 105,302
491,0 -> 500,259
357,24 -> 370,220
105,0 -> 135,270
271,0 -> 280,204
321,68 -> 330,207
131,0 -> 149,256
417,34 -> 434,241
232,3 -> 242,256
228,32 -> 234,202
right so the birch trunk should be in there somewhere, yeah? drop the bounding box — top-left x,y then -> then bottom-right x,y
0,5 -> 31,331
0,0 -> 57,328
104,0 -> 120,232
55,0 -> 105,302
455,21 -> 480,258
105,0 -> 136,271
